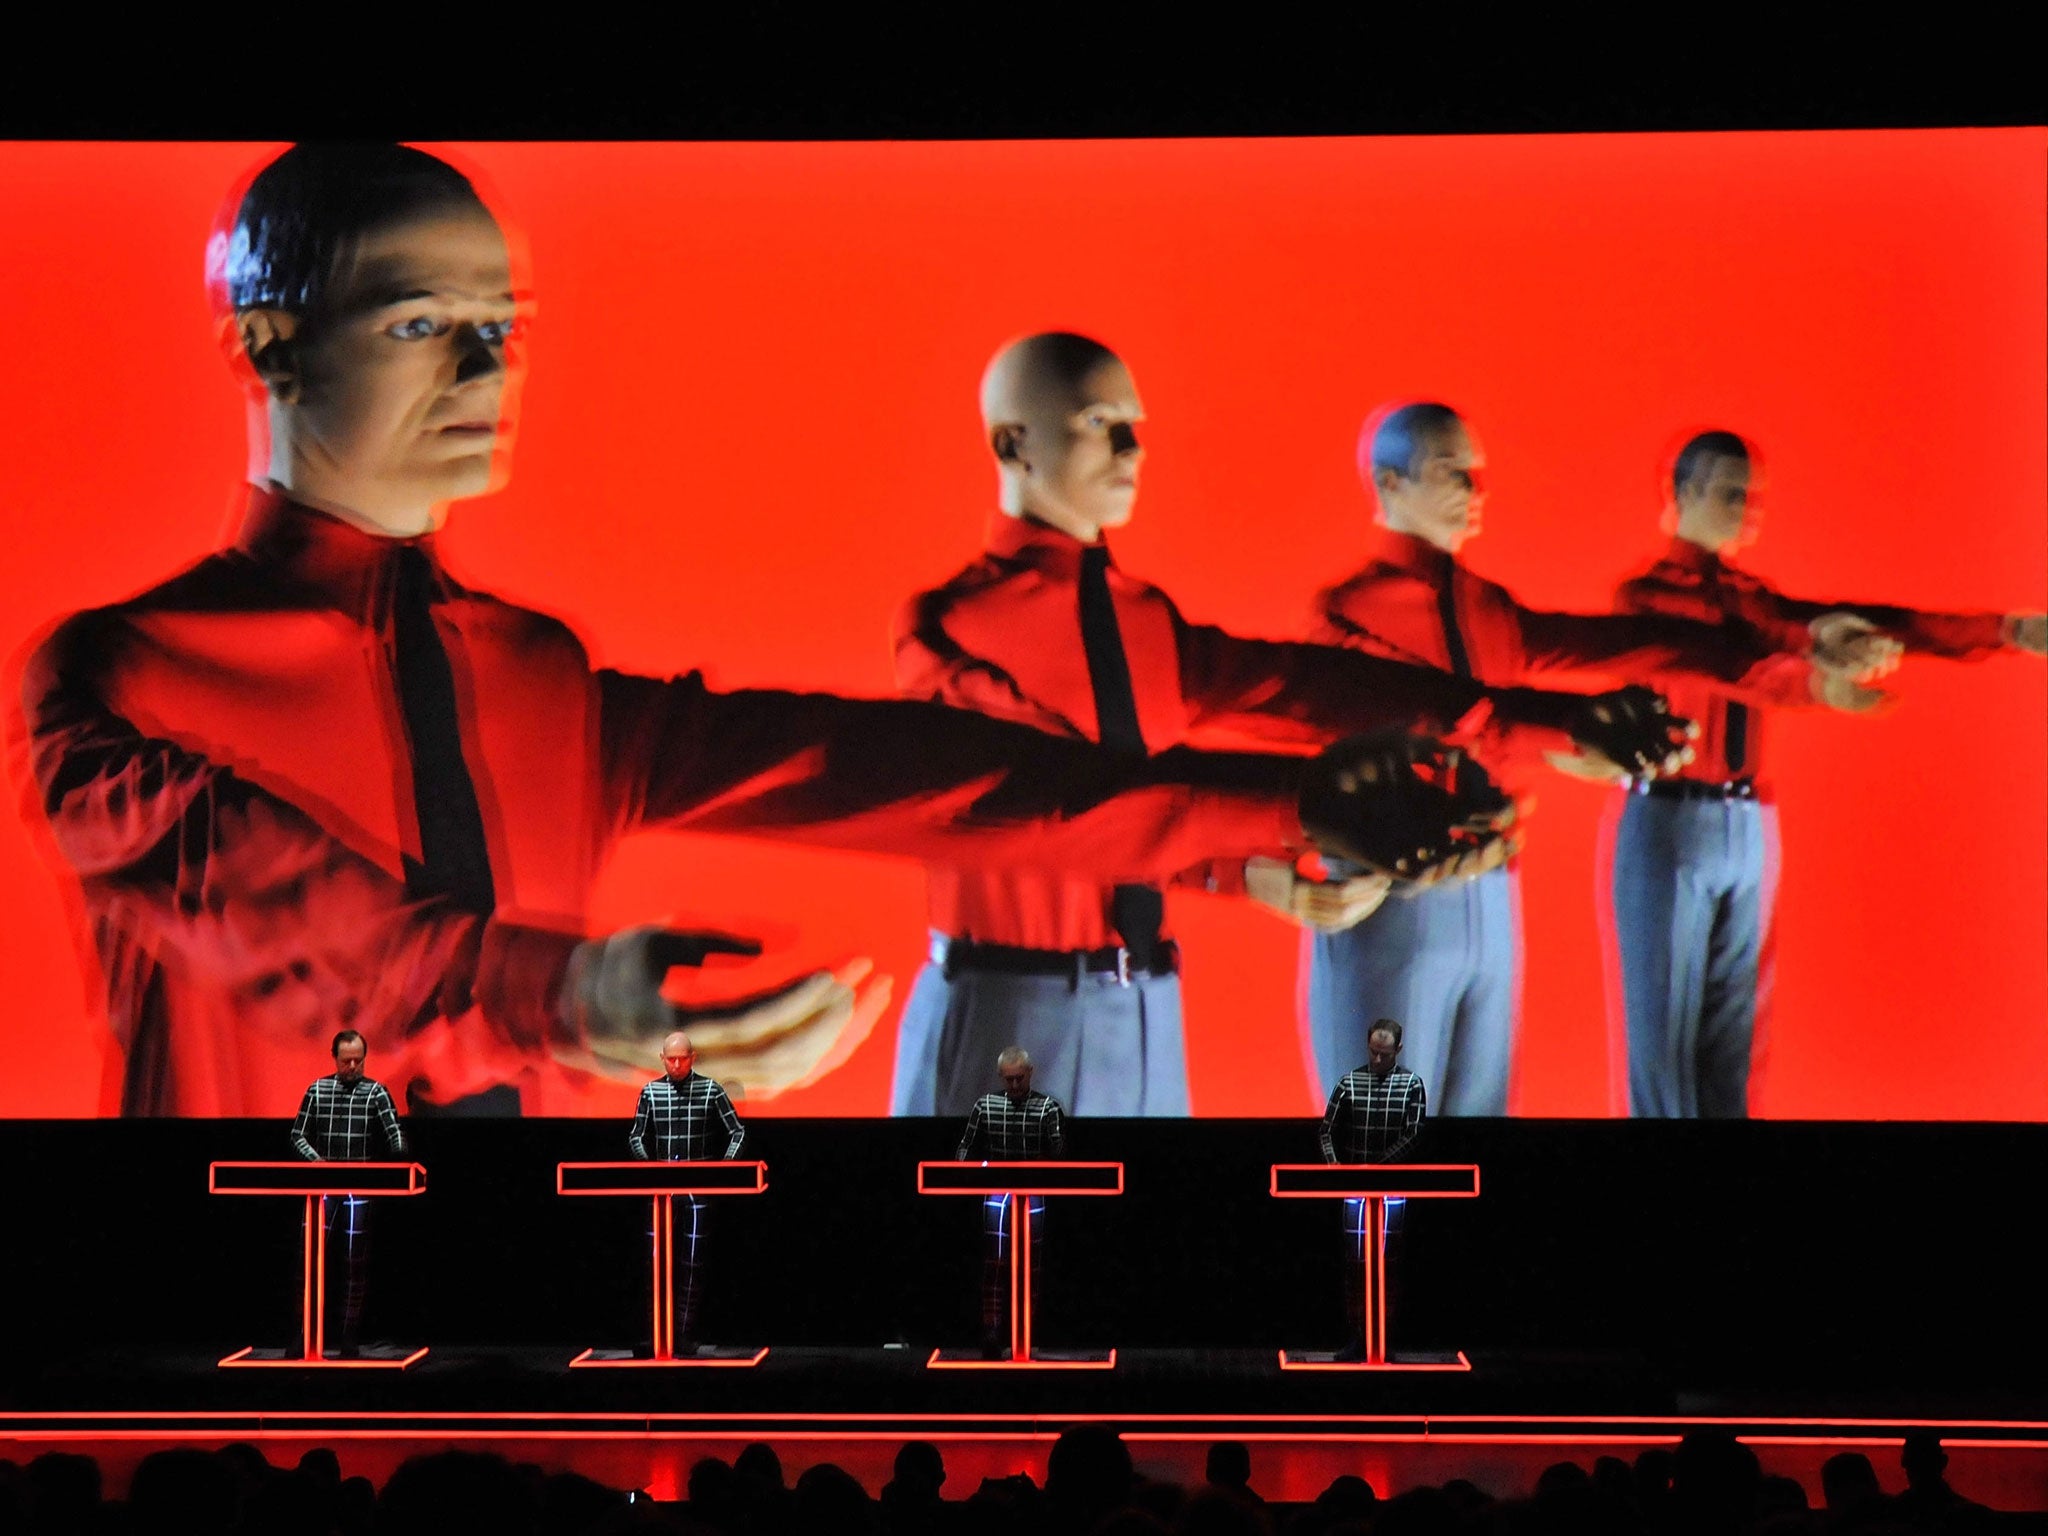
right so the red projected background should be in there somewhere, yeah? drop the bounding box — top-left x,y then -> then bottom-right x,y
1,135 -> 2041,1120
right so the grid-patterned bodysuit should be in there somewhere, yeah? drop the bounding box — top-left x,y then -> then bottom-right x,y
289,1074 -> 407,1352
629,1073 -> 745,1347
958,1091 -> 1066,1344
1320,1065 -> 1426,1351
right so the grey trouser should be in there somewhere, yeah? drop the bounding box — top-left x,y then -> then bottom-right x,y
1605,791 -> 1778,1118
890,936 -> 1188,1116
1306,868 -> 1518,1115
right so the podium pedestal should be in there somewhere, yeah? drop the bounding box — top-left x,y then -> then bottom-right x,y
1270,1163 -> 1480,1372
209,1161 -> 428,1369
918,1160 -> 1122,1370
558,1161 -> 770,1367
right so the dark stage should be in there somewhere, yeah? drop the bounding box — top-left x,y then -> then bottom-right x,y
6,1119 -> 2045,1504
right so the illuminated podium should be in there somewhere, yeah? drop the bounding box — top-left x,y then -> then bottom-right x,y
919,1160 -> 1123,1370
557,1161 -> 770,1367
209,1161 -> 429,1369
1270,1163 -> 1480,1371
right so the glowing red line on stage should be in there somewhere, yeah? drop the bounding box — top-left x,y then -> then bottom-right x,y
1272,1162 -> 1480,1373
557,1161 -> 769,1370
917,1161 -> 1121,1370
208,1162 -> 428,1371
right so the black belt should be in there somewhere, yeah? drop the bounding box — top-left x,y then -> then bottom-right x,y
935,936 -> 1180,983
1631,777 -> 1759,802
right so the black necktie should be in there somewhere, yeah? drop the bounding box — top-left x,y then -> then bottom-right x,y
1077,544 -> 1163,964
1704,565 -> 1749,776
389,544 -> 496,917
1436,570 -> 1474,680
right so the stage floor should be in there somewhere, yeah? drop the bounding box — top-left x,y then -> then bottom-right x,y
6,1343 -> 2045,1442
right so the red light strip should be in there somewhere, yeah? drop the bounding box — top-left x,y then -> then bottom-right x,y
924,1349 -> 1119,1372
567,1348 -> 768,1369
208,1161 -> 427,1197
556,1161 -> 769,1197
915,1161 -> 1125,1197
216,1347 -> 428,1371
12,1409 -> 2048,1436
1268,1163 -> 1480,1199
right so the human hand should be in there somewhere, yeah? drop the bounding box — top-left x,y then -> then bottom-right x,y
2003,613 -> 2047,655
1809,669 -> 1892,715
1244,856 -> 1394,933
1560,686 -> 1696,780
1298,731 -> 1521,883
1810,612 -> 1903,681
557,925 -> 892,1100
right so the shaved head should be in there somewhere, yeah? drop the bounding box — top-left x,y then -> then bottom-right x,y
980,333 -> 1121,428
660,1031 -> 696,1081
979,332 -> 1144,542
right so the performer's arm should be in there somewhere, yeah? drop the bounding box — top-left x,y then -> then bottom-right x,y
627,1087 -> 653,1160
596,667 -> 1306,882
375,1086 -> 408,1158
1318,1085 -> 1344,1164
1044,1102 -> 1066,1159
289,1088 -> 320,1161
1173,609 -> 1685,767
1384,1080 -> 1426,1163
957,1102 -> 985,1162
1513,606 -> 1818,708
715,1086 -> 745,1160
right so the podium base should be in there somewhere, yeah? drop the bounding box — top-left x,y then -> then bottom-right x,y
1278,1348 -> 1471,1372
568,1346 -> 768,1368
927,1347 -> 1117,1370
219,1344 -> 429,1370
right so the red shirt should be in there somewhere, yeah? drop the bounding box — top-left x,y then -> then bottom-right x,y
1615,536 -> 2010,786
9,490 -> 1307,1116
1313,529 -> 1817,774
894,514 -> 1543,951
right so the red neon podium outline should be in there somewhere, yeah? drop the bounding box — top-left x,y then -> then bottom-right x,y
209,1161 -> 428,1369
1270,1163 -> 1480,1372
918,1160 -> 1123,1370
556,1161 -> 770,1367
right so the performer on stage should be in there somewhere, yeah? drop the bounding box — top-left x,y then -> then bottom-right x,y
891,335 -> 1701,1118
626,1030 -> 743,1355
1303,402 -> 1852,1113
288,1028 -> 406,1358
957,1047 -> 1066,1358
1318,1019 -> 1424,1361
1605,430 -> 2048,1117
8,145 -> 1531,1123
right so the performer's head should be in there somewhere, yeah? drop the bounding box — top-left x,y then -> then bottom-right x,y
1362,402 -> 1484,554
996,1045 -> 1034,1102
981,332 -> 1144,543
1668,430 -> 1755,553
331,1028 -> 367,1083
210,143 -> 525,538
661,1031 -> 697,1083
1366,1019 -> 1403,1076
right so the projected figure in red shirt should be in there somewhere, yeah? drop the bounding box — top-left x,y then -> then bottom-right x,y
1603,430 -> 2046,1117
889,340 -> 1701,1117
6,146 -> 1515,1119
1304,403 -> 1853,1114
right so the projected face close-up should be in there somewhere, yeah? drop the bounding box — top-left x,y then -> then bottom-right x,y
0,134 -> 2041,1125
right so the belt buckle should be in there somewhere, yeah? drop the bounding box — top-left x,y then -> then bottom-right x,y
1116,948 -> 1131,987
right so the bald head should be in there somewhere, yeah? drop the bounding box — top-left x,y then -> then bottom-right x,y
980,332 -> 1144,542
661,1031 -> 696,1082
